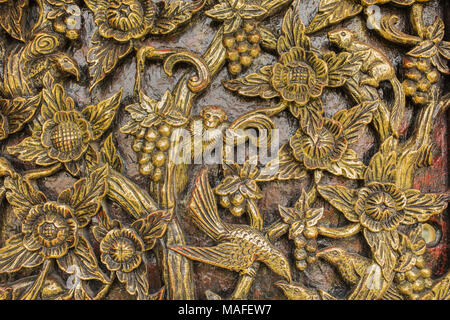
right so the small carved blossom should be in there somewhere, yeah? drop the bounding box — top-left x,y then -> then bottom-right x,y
92,209 -> 171,299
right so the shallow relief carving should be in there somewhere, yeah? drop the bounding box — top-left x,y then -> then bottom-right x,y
0,0 -> 448,300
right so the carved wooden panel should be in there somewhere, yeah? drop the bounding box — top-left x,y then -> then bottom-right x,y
0,0 -> 448,300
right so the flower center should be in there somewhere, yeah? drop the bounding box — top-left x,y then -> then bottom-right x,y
107,0 -> 144,31
288,64 -> 312,85
111,238 -> 136,262
365,192 -> 397,221
303,129 -> 334,158
51,121 -> 83,153
40,222 -> 58,240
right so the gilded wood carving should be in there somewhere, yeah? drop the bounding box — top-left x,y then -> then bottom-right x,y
0,0 -> 448,300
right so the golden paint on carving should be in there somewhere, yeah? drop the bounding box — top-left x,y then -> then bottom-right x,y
0,0 -> 447,301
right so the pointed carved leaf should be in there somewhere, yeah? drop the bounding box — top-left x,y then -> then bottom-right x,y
402,190 -> 447,224
131,209 -> 172,251
100,134 -> 123,173
306,0 -> 362,34
239,5 -> 267,19
277,3 -> 310,54
0,0 -> 27,41
317,184 -> 358,222
328,149 -> 365,179
57,236 -> 109,283
205,3 -> 234,20
116,263 -> 149,300
57,165 -> 108,227
4,175 -> 47,220
296,98 -> 324,137
41,74 -> 75,120
87,35 -> 132,91
7,136 -> 56,166
333,101 -> 377,144
0,94 -> 41,137
0,234 -> 44,273
82,89 -> 122,140
365,137 -> 397,184
326,51 -> 368,87
407,40 -> 437,58
363,229 -> 399,280
223,66 -> 279,99
258,144 -> 307,181
152,0 -> 204,35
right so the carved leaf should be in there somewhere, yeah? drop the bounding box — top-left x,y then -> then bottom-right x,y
258,144 -> 307,181
328,149 -> 365,179
407,40 -> 437,58
325,51 -> 368,87
131,209 -> 172,251
151,0 -> 204,35
57,165 -> 109,227
0,0 -> 27,41
57,236 -> 110,283
364,137 -> 398,184
82,89 -> 122,140
0,234 -> 44,273
402,190 -> 447,224
87,33 -> 132,91
306,0 -> 362,34
7,135 -> 57,166
295,98 -> 324,137
333,101 -> 378,144
100,134 -> 123,173
223,66 -> 279,99
4,174 -> 47,220
277,1 -> 310,54
317,184 -> 359,222
363,229 -> 399,280
116,263 -> 149,300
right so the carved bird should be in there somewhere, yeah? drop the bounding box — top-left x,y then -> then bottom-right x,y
275,281 -> 336,300
1,32 -> 79,98
317,247 -> 403,300
169,169 -> 292,282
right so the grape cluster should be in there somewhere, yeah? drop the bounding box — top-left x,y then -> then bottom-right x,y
132,123 -> 172,182
292,226 -> 319,271
223,21 -> 262,76
402,57 -> 440,105
395,255 -> 433,299
219,191 -> 246,217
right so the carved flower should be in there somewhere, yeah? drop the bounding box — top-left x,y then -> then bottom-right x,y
317,137 -> 448,278
224,4 -> 364,136
100,228 -> 144,272
7,75 -> 122,176
290,119 -> 347,171
93,0 -> 155,42
93,210 -> 171,299
41,111 -> 92,163
272,47 -> 328,106
22,202 -> 78,259
0,166 -> 109,286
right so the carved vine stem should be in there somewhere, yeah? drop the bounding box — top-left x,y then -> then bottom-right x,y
20,259 -> 52,300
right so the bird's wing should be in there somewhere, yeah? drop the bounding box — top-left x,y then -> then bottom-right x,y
169,243 -> 253,272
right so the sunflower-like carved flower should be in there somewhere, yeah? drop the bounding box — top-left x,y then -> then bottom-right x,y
7,74 -> 122,176
317,137 -> 448,279
93,0 -> 155,42
225,3 -> 365,136
261,102 -> 377,181
93,209 -> 171,299
0,165 -> 110,298
272,47 -> 328,106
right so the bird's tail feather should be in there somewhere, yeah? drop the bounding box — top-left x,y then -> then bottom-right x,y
189,169 -> 226,239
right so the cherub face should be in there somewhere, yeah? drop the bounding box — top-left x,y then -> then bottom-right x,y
201,106 -> 227,129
